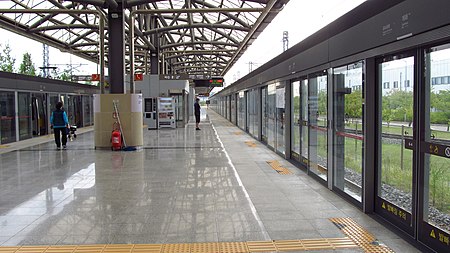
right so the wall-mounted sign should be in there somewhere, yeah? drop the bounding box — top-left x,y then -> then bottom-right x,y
91,74 -> 100,81
209,77 -> 224,87
159,74 -> 189,80
134,73 -> 144,81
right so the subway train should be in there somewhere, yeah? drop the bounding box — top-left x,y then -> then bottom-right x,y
210,1 -> 450,252
0,71 -> 98,144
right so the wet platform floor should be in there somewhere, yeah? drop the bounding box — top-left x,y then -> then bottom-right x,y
0,109 -> 420,252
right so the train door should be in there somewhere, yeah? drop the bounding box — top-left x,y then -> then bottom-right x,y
308,71 -> 328,181
31,93 -> 48,136
375,52 -> 416,235
419,43 -> 450,252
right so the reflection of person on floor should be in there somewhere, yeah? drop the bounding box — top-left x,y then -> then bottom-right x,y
50,102 -> 69,150
194,98 -> 201,130
54,148 -> 68,191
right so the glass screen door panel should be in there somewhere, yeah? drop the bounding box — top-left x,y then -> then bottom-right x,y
31,93 -> 47,136
267,84 -> 276,149
301,79 -> 309,164
0,91 -> 16,144
238,91 -> 245,129
276,84 -> 286,155
292,81 -> 301,158
231,94 -> 236,124
308,73 -> 328,180
262,88 -> 267,143
333,62 -> 364,202
18,92 -> 32,140
378,56 -> 415,219
422,44 -> 450,245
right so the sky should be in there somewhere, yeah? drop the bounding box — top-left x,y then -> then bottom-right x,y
223,0 -> 367,86
0,0 -> 366,83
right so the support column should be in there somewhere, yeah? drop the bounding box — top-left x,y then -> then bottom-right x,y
108,3 -> 125,94
150,50 -> 159,74
150,15 -> 159,75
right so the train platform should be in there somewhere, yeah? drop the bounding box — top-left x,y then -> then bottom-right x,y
0,109 -> 420,253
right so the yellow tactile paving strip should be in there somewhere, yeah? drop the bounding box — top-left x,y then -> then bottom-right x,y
266,160 -> 293,175
247,238 -> 358,252
0,239 -> 357,253
330,217 -> 395,253
233,132 -> 243,135
0,219 -> 395,253
244,141 -> 257,148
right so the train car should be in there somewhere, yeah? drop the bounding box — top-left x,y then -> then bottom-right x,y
210,1 -> 450,252
0,71 -> 97,144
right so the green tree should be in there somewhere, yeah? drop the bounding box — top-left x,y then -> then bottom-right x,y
345,89 -> 362,118
19,52 -> 36,76
58,67 -> 72,81
381,90 -> 413,126
430,90 -> 450,124
318,91 -> 327,116
389,90 -> 413,124
0,43 -> 15,72
382,94 -> 393,127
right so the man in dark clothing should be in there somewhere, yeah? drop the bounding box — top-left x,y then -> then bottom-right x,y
194,98 -> 201,130
50,102 -> 69,150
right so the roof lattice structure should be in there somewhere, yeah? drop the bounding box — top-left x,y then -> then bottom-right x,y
0,0 -> 288,77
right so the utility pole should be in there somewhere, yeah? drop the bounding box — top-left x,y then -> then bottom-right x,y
42,44 -> 49,77
283,31 -> 289,52
247,62 -> 259,73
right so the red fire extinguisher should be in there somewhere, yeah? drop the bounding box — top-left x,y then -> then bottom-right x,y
111,130 -> 122,151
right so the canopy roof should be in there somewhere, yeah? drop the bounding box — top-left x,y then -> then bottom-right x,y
0,0 -> 289,77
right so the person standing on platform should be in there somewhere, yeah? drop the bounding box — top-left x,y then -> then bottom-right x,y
50,101 -> 69,150
194,98 -> 201,130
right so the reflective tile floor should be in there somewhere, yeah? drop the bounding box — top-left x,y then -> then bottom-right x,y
0,109 -> 420,252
